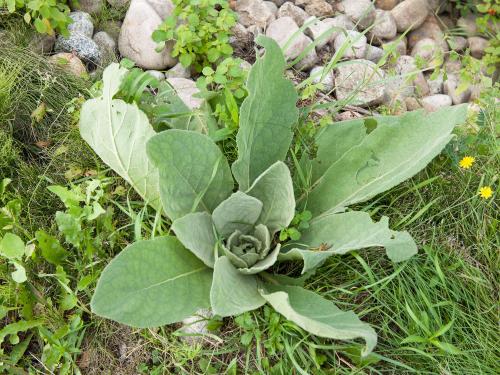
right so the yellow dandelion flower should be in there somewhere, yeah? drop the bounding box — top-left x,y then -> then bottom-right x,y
479,186 -> 493,199
459,156 -> 475,169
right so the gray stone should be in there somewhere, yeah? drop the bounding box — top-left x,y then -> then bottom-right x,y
369,9 -> 397,44
447,36 -> 467,52
67,11 -> 94,38
468,37 -> 488,59
55,34 -> 101,66
322,15 -> 356,43
294,46 -> 319,71
444,59 -> 461,74
407,15 -> 448,52
365,45 -> 384,63
235,0 -> 275,29
277,2 -> 309,27
266,17 -> 312,60
304,0 -> 334,17
457,15 -> 477,37
310,65 -> 335,92
411,37 -> 444,69
146,70 -> 165,81
180,309 -> 213,345
305,18 -> 336,49
29,33 -> 56,54
405,96 -> 422,111
119,0 -> 176,70
93,31 -> 116,63
443,74 -> 471,104
425,72 -> 444,95
382,35 -> 407,55
335,59 -> 386,107
375,0 -> 398,10
264,1 -> 278,14
337,0 -> 376,30
167,78 -> 204,109
70,0 -> 104,16
230,23 -> 253,47
385,55 -> 429,98
391,0 -> 428,32
165,62 -> 191,79
421,94 -> 452,111
334,30 -> 368,59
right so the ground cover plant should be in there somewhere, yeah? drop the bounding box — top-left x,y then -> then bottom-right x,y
80,35 -> 469,359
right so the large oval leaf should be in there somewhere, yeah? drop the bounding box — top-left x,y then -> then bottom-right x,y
302,104 -> 468,216
80,63 -> 160,210
232,35 -> 298,190
260,284 -> 377,356
91,236 -> 212,328
147,130 -> 234,220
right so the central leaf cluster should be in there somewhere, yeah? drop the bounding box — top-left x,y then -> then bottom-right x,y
222,224 -> 271,269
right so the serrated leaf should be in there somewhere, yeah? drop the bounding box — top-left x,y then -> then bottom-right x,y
280,211 -> 417,273
246,162 -> 295,234
303,105 -> 468,217
232,36 -> 298,190
212,192 -> 263,237
210,256 -> 265,316
80,63 -> 160,210
260,285 -> 377,356
91,236 -> 212,327
172,212 -> 217,268
147,130 -> 233,220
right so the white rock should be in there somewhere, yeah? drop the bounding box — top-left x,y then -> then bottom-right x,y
310,65 -> 335,92
146,70 -> 165,80
443,74 -> 471,104
335,59 -> 386,107
337,0 -> 376,30
235,0 -> 275,29
411,37 -> 444,69
305,17 -> 336,49
167,78 -> 204,109
334,30 -> 368,60
179,309 -> 213,345
67,11 -> 94,38
294,46 -> 319,71
425,72 -> 444,95
382,36 -> 407,55
165,62 -> 191,79
385,55 -> 429,98
266,17 -> 312,60
118,0 -> 176,70
375,0 -> 398,10
322,15 -> 356,43
369,9 -> 397,43
365,45 -> 384,63
421,94 -> 452,111
277,2 -> 309,26
264,0 -> 278,14
407,15 -> 448,52
391,0 -> 429,32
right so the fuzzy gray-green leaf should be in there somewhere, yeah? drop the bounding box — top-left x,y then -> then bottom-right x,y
260,285 -> 377,357
212,192 -> 263,237
232,35 -> 298,190
147,130 -> 233,220
280,211 -> 417,273
91,236 -> 212,328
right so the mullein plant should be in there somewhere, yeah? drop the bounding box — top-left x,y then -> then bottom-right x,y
80,36 -> 468,355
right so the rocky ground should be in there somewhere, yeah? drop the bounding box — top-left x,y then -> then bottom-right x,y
31,0 -> 493,117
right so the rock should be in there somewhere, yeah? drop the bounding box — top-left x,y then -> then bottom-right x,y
335,59 -> 386,107
407,15 -> 448,52
247,25 -> 263,37
230,23 -> 253,47
96,20 -> 122,42
337,0 -> 376,30
304,0 -> 334,17
119,0 -> 176,70
405,96 -> 422,111
55,34 -> 101,66
67,11 -> 94,38
165,62 -> 191,79
235,0 -> 275,29
305,18 -> 336,49
385,55 -> 429,98
375,0 -> 398,10
421,94 -> 452,111
391,0 -> 428,32
447,36 -> 467,52
427,0 -> 447,13
29,33 -> 56,54
146,70 -> 165,80
334,30 -> 368,59
271,0 -> 286,5
411,38 -> 444,69
444,59 -> 461,74
426,72 -> 443,94
322,15 -> 356,42
369,9 -> 397,44
264,1 -> 278,14
310,65 -> 335,92
93,31 -> 116,63
457,15 -> 477,37
167,78 -> 204,109
266,17 -> 312,60
294,46 -> 319,71
179,309 -> 213,345
383,35 -> 407,55
69,0 -> 103,15
443,74 -> 471,104
365,45 -> 384,62
107,0 -> 131,8
277,2 -> 309,26
468,37 -> 488,59
49,53 -> 87,77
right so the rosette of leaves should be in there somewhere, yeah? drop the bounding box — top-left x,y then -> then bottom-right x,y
82,36 -> 468,356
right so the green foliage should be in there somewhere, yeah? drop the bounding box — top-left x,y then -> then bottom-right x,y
0,0 -> 72,36
152,0 -> 236,72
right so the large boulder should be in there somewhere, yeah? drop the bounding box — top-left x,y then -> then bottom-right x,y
118,0 -> 176,70
335,59 -> 386,107
391,0 -> 428,32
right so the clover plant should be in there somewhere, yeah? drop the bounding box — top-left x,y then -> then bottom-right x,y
80,36 -> 468,356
